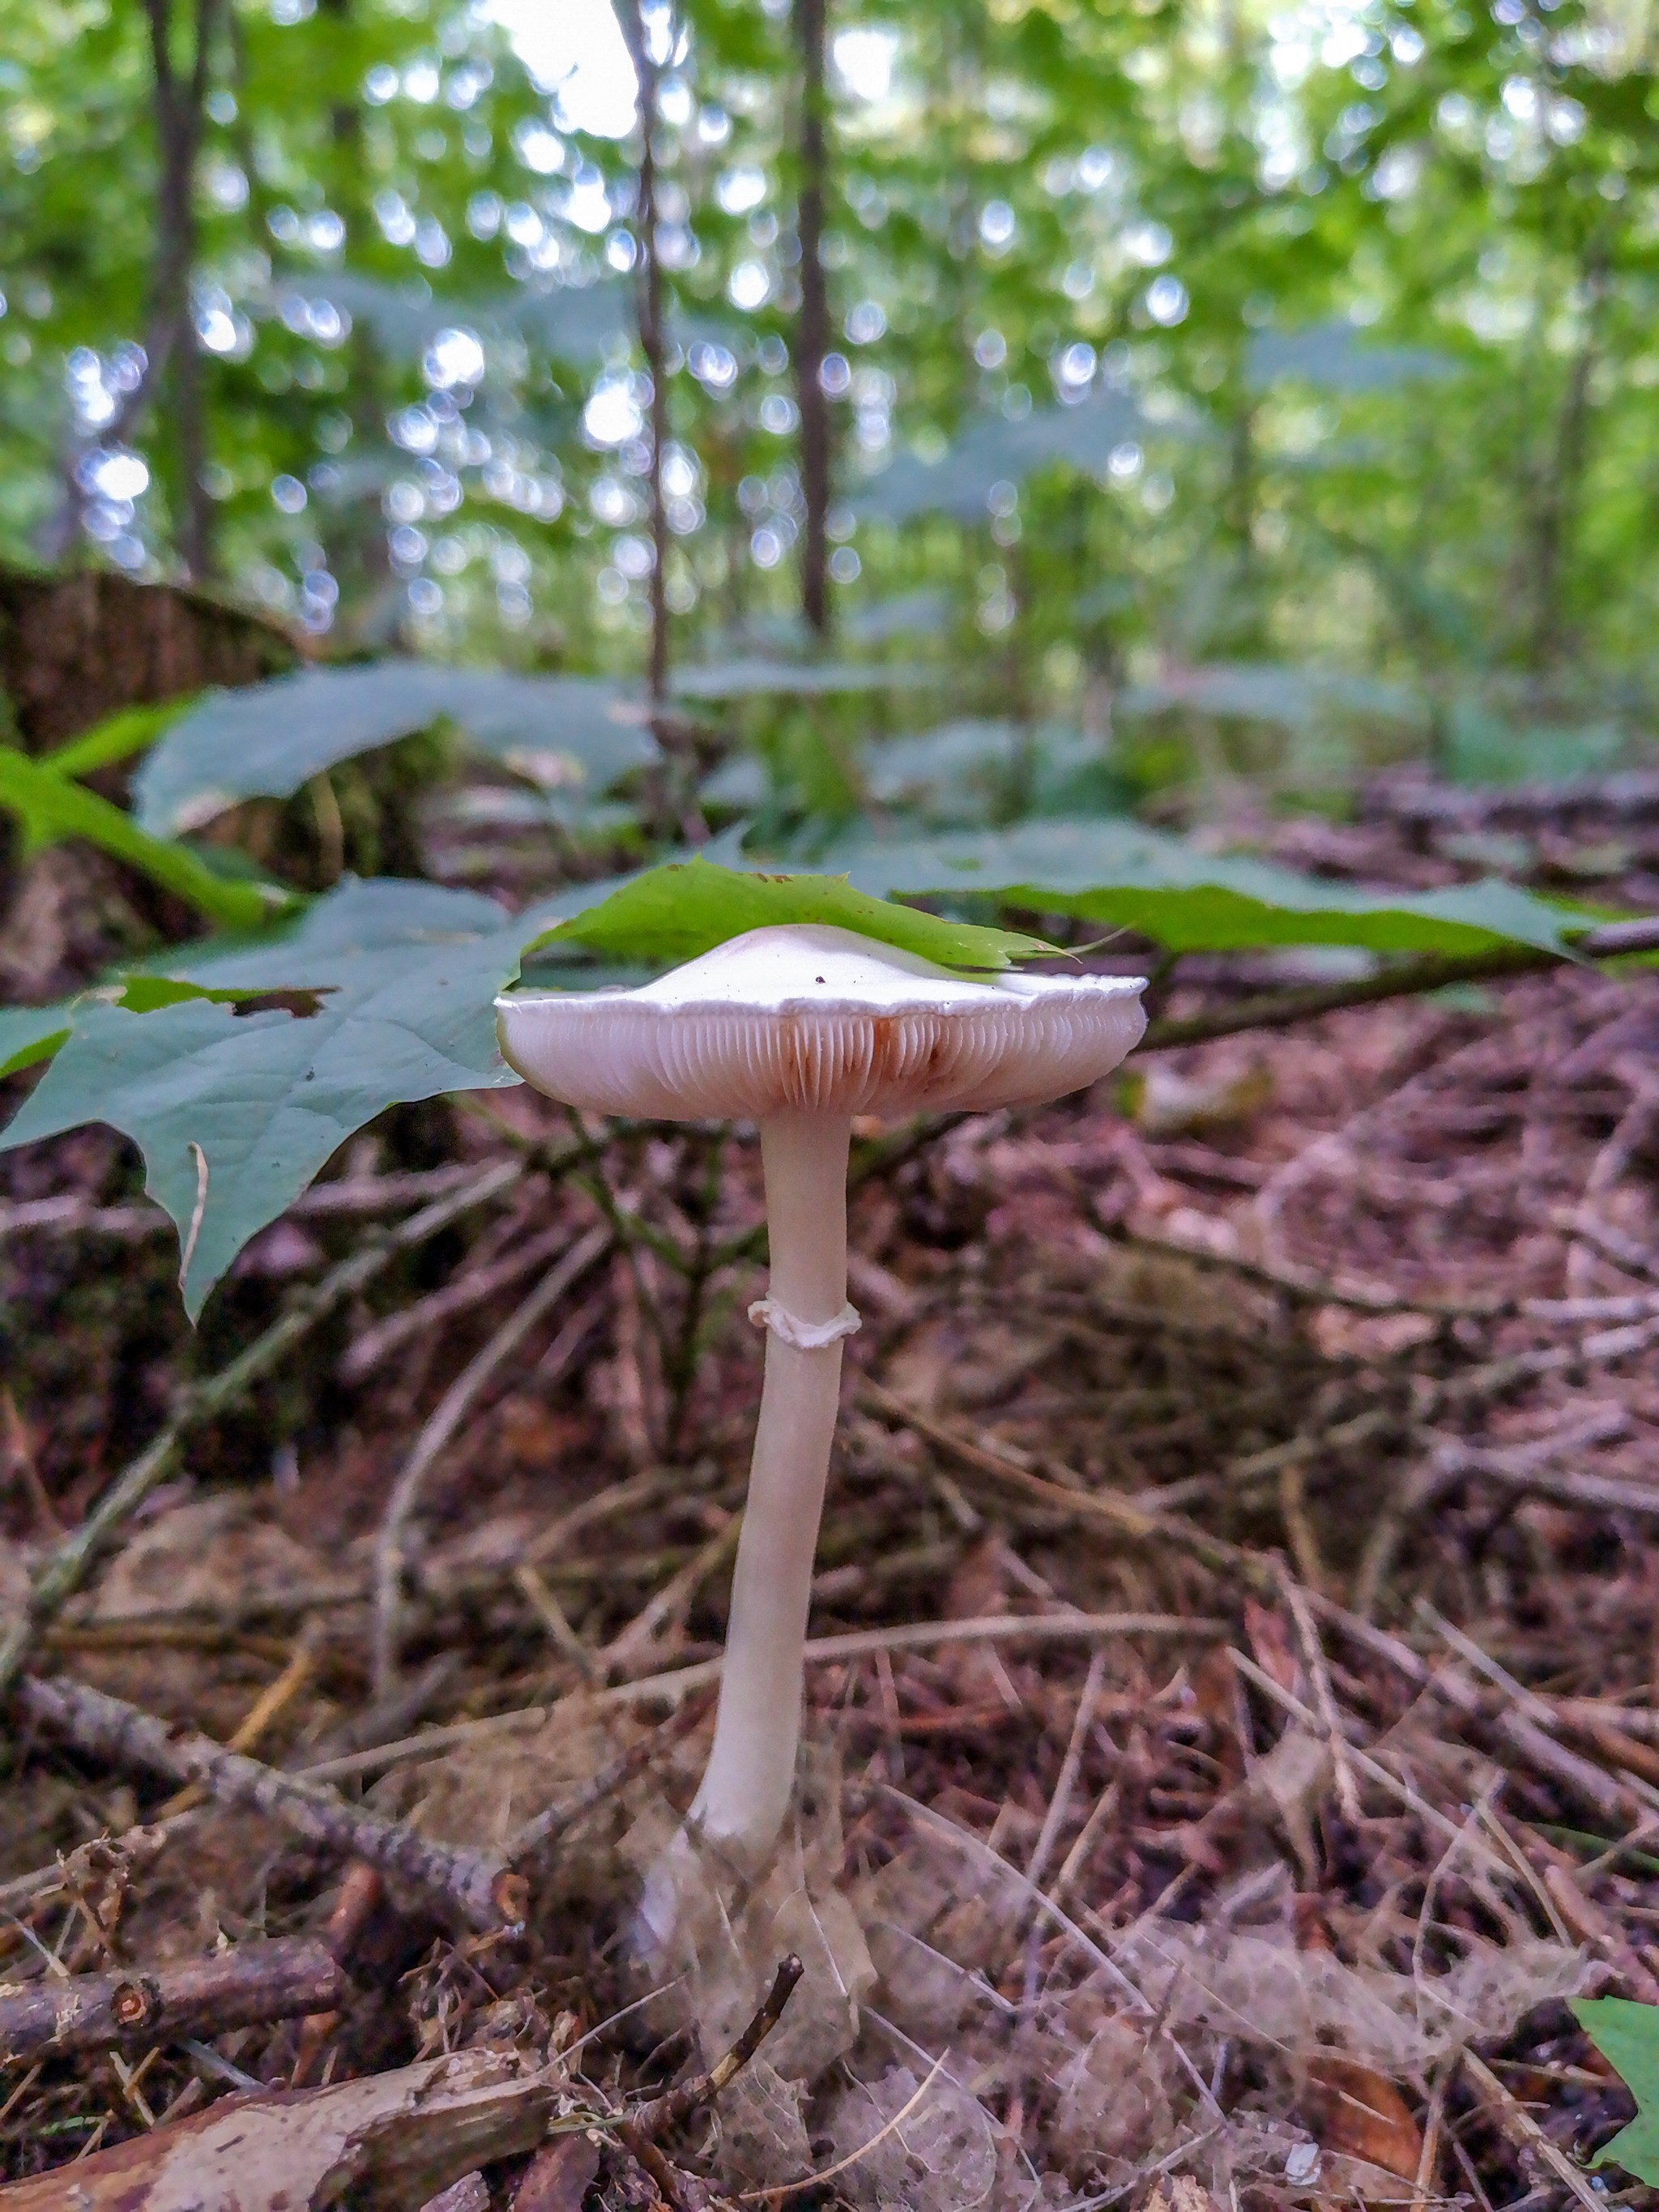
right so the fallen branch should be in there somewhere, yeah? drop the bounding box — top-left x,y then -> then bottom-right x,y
1138,913 -> 1659,1055
0,1934 -> 344,2066
0,2047 -> 561,2212
0,1160 -> 522,1708
14,1673 -> 526,1933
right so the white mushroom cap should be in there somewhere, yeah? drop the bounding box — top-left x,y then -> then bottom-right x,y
497,922 -> 1146,1121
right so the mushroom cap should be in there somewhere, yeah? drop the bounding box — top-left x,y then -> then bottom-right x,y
497,923 -> 1146,1121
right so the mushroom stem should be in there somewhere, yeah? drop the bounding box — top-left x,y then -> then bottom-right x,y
689,1106 -> 852,1862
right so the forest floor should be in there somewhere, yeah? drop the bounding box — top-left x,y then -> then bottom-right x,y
3,773 -> 1659,2210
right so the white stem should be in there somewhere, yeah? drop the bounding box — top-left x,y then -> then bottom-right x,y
689,1107 -> 851,1863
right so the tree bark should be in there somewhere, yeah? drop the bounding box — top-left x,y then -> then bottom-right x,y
794,0 -> 832,638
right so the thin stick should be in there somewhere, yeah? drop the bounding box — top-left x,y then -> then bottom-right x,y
1414,1601 -> 1648,1825
597,1514 -> 740,1677
1279,1569 -> 1361,1823
0,1935 -> 344,2065
1227,1648 -> 1512,1874
518,1467 -> 679,1575
373,1225 -> 610,1693
859,1379 -> 1275,1591
1137,914 -> 1659,1056
156,1617 -> 322,1818
514,1565 -> 599,1683
1411,2071 -> 1447,2212
14,1673 -> 527,1933
1460,2048 -> 1604,2212
295,1611 -> 1219,1784
1047,1770 -> 1120,1913
1026,1650 -> 1107,1894
628,1954 -> 804,2143
0,1160 -> 521,1708
504,1697 -> 714,1868
342,1216 -> 586,1382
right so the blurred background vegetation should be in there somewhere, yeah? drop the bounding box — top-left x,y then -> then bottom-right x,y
2,0 -> 1657,839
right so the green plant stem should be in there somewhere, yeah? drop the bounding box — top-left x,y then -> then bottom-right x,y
0,1159 -> 521,1713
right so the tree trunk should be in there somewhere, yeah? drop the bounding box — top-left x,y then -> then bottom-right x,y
794,0 -> 832,638
143,0 -> 222,579
618,0 -> 672,710
44,0 -> 221,571
1527,245 -> 1609,670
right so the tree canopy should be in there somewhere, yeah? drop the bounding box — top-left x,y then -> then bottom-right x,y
2,0 -> 1655,801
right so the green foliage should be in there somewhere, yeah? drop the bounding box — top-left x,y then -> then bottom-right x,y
0,745 -> 290,932
851,392 -> 1173,524
527,856 -> 1056,971
0,829 -> 1601,1309
1572,1999 -> 1659,2182
670,660 -> 934,700
0,876 -> 611,1316
1245,326 -> 1458,395
134,664 -> 658,836
1116,666 -> 1426,738
808,821 -> 1582,957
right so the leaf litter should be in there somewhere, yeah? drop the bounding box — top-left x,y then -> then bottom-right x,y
4,783 -> 1659,2205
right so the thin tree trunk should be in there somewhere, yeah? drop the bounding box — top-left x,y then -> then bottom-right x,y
618,0 -> 672,708
1226,401 -> 1256,562
174,308 -> 211,578
319,0 -> 393,634
46,0 -> 220,570
1528,245 -> 1609,669
793,0 -> 832,638
137,0 -> 219,575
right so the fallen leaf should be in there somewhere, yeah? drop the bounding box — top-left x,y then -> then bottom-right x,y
512,2132 -> 601,2212
1306,2054 -> 1424,2180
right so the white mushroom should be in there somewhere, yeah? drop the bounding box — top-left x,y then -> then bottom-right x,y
497,922 -> 1145,1870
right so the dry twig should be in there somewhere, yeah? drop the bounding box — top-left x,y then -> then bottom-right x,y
14,1673 -> 527,1933
0,1936 -> 345,2066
